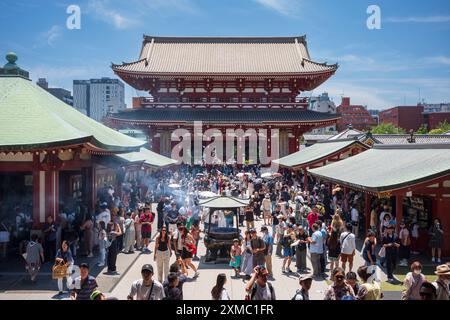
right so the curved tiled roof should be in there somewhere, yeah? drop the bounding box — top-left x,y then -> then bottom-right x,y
371,134 -> 450,144
112,35 -> 337,75
108,108 -> 340,124
0,76 -> 144,152
273,140 -> 369,169
116,147 -> 177,168
309,144 -> 450,193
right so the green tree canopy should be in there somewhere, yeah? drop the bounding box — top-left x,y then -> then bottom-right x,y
415,125 -> 428,134
371,122 -> 406,134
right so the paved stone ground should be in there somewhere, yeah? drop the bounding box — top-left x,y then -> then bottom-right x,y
111,217 -> 330,300
0,205 -> 160,300
0,202 -> 408,300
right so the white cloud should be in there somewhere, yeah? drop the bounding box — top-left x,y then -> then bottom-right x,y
131,0 -> 197,15
386,15 -> 450,23
316,81 -> 398,109
41,25 -> 63,46
322,53 -> 413,73
253,0 -> 300,16
337,54 -> 376,65
88,0 -> 138,29
423,56 -> 450,66
87,0 -> 197,29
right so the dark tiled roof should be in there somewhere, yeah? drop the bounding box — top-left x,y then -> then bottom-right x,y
109,108 -> 340,123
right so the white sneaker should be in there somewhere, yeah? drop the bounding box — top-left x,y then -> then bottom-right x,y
194,271 -> 200,278
87,253 -> 94,258
437,258 -> 442,263
432,257 -> 436,263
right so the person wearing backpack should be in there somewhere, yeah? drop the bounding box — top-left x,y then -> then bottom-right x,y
292,274 -> 312,300
245,266 -> 276,300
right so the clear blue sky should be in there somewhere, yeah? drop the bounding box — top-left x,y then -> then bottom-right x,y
1,0 -> 449,110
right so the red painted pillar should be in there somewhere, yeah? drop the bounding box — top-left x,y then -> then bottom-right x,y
288,128 -> 300,154
32,153 -> 40,228
45,170 -> 59,222
288,133 -> 297,154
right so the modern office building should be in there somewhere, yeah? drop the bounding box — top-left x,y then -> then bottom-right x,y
36,78 -> 73,105
421,102 -> 450,113
73,77 -> 126,122
307,92 -> 337,134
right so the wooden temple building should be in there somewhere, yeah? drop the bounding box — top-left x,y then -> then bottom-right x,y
276,130 -> 450,256
0,53 -> 174,228
107,35 -> 340,160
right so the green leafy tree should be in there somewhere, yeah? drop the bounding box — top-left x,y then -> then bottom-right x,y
415,125 -> 428,134
429,121 -> 450,134
371,122 -> 406,134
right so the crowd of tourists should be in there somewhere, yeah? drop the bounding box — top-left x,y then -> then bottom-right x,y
2,163 -> 449,300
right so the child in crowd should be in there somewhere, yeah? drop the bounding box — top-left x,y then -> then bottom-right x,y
229,239 -> 242,277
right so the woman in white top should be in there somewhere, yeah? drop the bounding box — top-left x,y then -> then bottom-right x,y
211,273 -> 230,300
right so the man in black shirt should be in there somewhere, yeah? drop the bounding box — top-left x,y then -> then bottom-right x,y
250,229 -> 266,268
295,226 -> 309,273
157,197 -> 165,231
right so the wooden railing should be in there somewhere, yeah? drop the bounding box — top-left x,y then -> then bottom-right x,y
136,98 -> 309,109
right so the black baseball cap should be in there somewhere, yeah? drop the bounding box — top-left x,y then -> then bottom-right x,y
79,262 -> 89,269
141,264 -> 154,273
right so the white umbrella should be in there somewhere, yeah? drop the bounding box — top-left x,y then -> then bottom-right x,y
168,183 -> 181,188
261,172 -> 272,179
272,172 -> 282,177
198,191 -> 218,199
